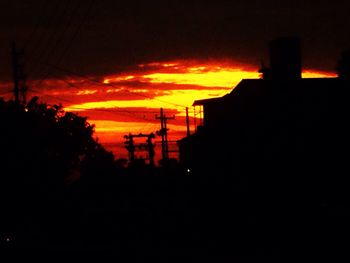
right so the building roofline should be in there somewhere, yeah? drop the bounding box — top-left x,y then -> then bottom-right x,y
192,96 -> 228,106
192,77 -> 340,106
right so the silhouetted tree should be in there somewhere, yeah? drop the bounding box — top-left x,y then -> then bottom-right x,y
0,97 -> 115,246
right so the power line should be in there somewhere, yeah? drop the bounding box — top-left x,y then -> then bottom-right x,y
28,0 -> 66,70
54,0 -> 95,66
43,0 -> 84,63
41,73 -> 157,122
30,59 -> 189,109
136,122 -> 158,135
33,0 -> 94,87
31,88 -> 156,123
23,0 -> 51,50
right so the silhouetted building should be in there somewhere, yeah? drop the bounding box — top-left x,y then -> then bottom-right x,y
269,37 -> 302,80
178,38 -> 349,186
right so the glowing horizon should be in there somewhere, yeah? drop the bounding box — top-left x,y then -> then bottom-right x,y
0,59 -> 337,159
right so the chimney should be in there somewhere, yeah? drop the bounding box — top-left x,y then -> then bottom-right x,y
269,37 -> 302,80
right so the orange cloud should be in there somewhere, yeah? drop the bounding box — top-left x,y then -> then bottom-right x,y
143,69 -> 258,87
4,59 -> 335,161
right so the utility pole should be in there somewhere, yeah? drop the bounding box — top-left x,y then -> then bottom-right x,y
146,134 -> 156,167
193,106 -> 197,132
157,108 -> 165,160
156,108 -> 175,160
186,107 -> 190,137
124,133 -> 155,166
11,41 -> 28,105
124,133 -> 135,162
12,42 -> 20,105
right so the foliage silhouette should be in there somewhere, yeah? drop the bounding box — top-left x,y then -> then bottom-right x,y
0,97 -> 116,246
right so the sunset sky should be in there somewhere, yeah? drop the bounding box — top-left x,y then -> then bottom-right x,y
0,0 -> 347,159
0,59 -> 335,160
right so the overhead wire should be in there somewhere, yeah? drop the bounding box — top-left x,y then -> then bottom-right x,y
31,88 -> 156,123
27,0 -> 67,77
31,60 -> 190,109
23,0 -> 51,50
30,89 -> 129,155
43,73 -> 157,122
29,66 -> 198,134
24,0 -> 194,112
33,0 -> 95,88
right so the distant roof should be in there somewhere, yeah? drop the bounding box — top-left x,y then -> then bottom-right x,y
192,77 -> 342,106
192,97 -> 221,106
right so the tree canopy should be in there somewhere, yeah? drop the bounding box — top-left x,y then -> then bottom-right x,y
0,97 -> 114,187
0,97 -> 116,246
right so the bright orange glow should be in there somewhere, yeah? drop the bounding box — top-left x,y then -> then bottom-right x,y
103,75 -> 135,84
65,89 -> 230,112
7,59 -> 334,160
91,120 -> 152,133
302,70 -> 337,78
76,89 -> 98,95
144,70 -> 258,87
